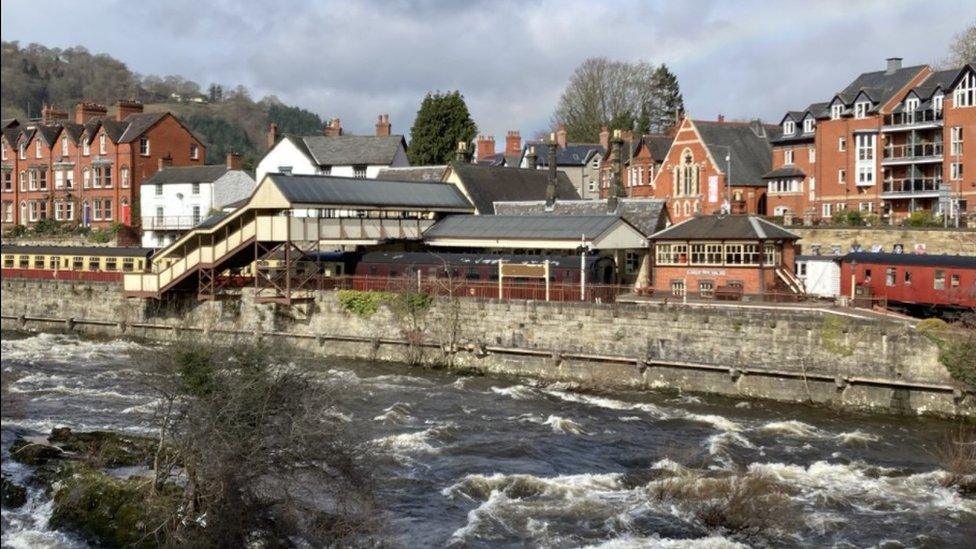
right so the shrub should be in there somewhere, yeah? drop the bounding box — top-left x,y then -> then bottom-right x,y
918,320 -> 976,388
932,425 -> 976,496
905,210 -> 941,227
337,290 -> 392,318
831,209 -> 864,227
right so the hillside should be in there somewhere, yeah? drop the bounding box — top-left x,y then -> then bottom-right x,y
1,41 -> 327,169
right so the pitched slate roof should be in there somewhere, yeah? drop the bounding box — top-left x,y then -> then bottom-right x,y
649,214 -> 799,241
143,165 -> 230,186
693,121 -> 776,187
762,166 -> 807,179
835,64 -> 927,107
265,173 -> 473,211
841,252 -> 976,269
493,198 -> 668,237
448,162 -> 580,215
118,112 -> 168,143
375,166 -> 448,182
527,143 -> 603,167
291,134 -> 406,166
424,214 -> 622,240
643,134 -> 674,160
475,152 -> 507,166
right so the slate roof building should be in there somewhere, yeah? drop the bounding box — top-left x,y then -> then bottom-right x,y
140,153 -> 256,247
647,214 -> 802,297
629,117 -> 779,222
767,58 -> 976,224
442,162 -> 580,215
516,127 -> 604,199
255,115 -> 409,182
375,165 -> 448,183
1,101 -> 205,228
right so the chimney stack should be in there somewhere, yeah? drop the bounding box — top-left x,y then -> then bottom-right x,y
607,130 -> 624,213
324,118 -> 342,137
115,100 -> 143,121
526,145 -> 538,170
505,131 -> 521,158
375,113 -> 391,136
74,102 -> 108,125
226,152 -> 242,171
555,124 -> 568,149
717,114 -> 725,123
455,141 -> 470,163
476,135 -> 496,161
41,104 -> 67,125
599,126 -> 610,152
157,154 -> 173,171
546,133 -> 558,208
885,57 -> 903,74
267,122 -> 279,149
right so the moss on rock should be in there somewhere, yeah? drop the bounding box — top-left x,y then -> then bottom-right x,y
1,473 -> 28,508
49,427 -> 159,468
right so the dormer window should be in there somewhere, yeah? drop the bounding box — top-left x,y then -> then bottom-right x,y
99,134 -> 107,155
831,104 -> 844,120
783,120 -> 795,135
61,136 -> 69,156
933,93 -> 944,114
905,97 -> 919,113
803,118 -> 815,133
854,101 -> 871,119
954,71 -> 975,107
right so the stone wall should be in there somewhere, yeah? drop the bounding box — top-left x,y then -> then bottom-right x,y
790,226 -> 976,256
1,278 -> 970,417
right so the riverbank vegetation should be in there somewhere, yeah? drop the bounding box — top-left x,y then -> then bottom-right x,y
7,342 -> 381,547
917,315 -> 976,388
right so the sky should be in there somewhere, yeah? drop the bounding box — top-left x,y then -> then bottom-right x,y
2,0 -> 973,141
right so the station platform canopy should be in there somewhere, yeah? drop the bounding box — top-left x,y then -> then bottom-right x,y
422,214 -> 647,250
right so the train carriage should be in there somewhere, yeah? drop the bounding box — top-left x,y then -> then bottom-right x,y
1,245 -> 153,282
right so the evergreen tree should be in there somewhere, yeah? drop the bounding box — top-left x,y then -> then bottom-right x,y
647,64 -> 684,134
408,91 -> 477,165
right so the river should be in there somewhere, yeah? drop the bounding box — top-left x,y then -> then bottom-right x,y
1,332 -> 974,548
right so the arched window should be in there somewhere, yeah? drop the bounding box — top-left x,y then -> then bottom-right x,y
676,149 -> 699,197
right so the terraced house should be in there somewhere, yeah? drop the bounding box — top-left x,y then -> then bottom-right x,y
0,101 -> 204,228
767,58 -> 976,223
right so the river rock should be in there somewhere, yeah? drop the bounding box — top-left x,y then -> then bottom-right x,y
49,427 -> 159,468
10,436 -> 67,466
1,473 -> 28,508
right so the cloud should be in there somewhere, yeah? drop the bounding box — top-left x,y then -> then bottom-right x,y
2,0 -> 972,141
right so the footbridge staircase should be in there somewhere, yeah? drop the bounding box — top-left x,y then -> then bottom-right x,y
124,173 -> 474,303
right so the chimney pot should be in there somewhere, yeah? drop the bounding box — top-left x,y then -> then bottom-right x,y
226,152 -> 242,171
718,114 -> 725,123
886,57 -> 903,74
267,122 -> 279,149
115,100 -> 143,122
375,113 -> 391,136
505,130 -> 521,157
556,125 -> 567,149
476,134 -> 496,160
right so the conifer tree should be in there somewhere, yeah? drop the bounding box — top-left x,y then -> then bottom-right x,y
646,64 -> 684,134
408,91 -> 477,165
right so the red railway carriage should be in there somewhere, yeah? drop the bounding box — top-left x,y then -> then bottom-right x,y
840,252 -> 976,316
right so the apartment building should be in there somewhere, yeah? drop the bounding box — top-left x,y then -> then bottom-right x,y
0,101 -> 205,228
767,58 -> 975,223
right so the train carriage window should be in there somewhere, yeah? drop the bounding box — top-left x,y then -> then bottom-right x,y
49,256 -> 60,270
950,274 -> 960,288
863,269 -> 872,283
934,270 -> 946,290
33,255 -> 45,269
72,257 -> 84,270
122,258 -> 135,272
88,257 -> 101,271
105,257 -> 118,271
3,255 -> 13,268
19,255 -> 29,268
885,268 -> 896,287
904,270 -> 912,285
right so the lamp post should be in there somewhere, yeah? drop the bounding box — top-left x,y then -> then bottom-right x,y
576,234 -> 589,301
849,258 -> 857,303
711,144 -> 733,214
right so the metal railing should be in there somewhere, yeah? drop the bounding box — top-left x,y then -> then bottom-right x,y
882,142 -> 943,161
881,177 -> 943,195
141,216 -> 202,230
882,109 -> 943,128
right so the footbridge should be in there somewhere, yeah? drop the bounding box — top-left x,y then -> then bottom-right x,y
124,173 -> 474,302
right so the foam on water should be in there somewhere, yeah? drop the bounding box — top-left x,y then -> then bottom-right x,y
835,430 -> 880,445
543,415 -> 588,435
582,535 -> 748,549
1,333 -> 148,364
490,384 -> 540,400
374,402 -> 413,425
757,420 -> 824,438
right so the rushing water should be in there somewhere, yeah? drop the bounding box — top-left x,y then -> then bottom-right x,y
2,332 -> 974,548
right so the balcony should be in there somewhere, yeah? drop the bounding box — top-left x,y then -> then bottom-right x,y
881,142 -> 943,165
881,177 -> 943,199
881,109 -> 943,131
142,215 -> 202,231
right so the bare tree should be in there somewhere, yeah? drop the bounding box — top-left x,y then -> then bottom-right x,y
551,58 -> 683,142
943,21 -> 976,68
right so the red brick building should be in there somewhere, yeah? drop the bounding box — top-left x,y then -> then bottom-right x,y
767,59 -> 975,223
629,118 -> 777,222
1,101 -> 204,228
647,214 -> 801,297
